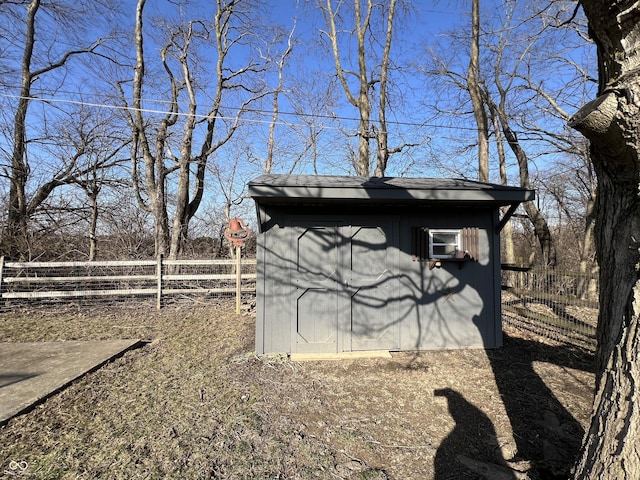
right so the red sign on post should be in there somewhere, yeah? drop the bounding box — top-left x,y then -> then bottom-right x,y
224,217 -> 251,248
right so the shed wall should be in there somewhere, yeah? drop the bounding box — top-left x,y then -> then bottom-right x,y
255,205 -> 502,354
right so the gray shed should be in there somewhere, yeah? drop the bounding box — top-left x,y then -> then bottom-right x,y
248,174 -> 534,355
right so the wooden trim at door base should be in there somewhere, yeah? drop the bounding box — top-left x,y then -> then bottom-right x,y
289,350 -> 393,362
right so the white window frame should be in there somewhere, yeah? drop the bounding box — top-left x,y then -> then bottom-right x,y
429,229 -> 462,259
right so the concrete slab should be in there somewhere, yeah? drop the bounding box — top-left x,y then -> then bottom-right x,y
290,350 -> 393,362
0,339 -> 144,425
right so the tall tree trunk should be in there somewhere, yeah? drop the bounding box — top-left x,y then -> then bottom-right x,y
354,0 -> 371,176
487,90 -> 557,266
266,24 -> 294,174
130,0 -> 173,257
7,0 -> 103,259
163,2 -> 260,259
7,0 -> 39,258
490,106 -> 515,265
356,99 -> 371,176
373,0 -> 396,178
168,25 -> 198,261
467,0 -> 490,182
88,194 -> 98,261
577,157 -> 597,299
568,2 -> 640,478
323,0 -> 371,176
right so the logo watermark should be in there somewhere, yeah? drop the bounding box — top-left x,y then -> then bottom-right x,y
3,461 -> 28,477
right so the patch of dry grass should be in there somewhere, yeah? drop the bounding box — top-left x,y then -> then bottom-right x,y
0,301 -> 594,479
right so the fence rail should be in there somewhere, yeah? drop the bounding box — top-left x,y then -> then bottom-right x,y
0,258 -> 599,350
0,256 -> 256,309
501,265 -> 598,350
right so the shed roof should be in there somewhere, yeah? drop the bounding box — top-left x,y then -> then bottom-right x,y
248,174 -> 534,206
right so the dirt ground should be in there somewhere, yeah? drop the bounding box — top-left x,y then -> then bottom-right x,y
0,300 -> 594,479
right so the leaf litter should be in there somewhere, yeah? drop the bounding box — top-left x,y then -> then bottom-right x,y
0,300 -> 594,479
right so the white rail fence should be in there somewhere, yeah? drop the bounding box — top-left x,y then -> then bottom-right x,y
0,256 -> 256,310
0,258 -> 599,351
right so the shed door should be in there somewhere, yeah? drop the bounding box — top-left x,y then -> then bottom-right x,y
348,219 -> 400,351
290,217 -> 399,354
291,221 -> 340,353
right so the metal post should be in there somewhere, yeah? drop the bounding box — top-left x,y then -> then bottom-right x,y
235,246 -> 242,314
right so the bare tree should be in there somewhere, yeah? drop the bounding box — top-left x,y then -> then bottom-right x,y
422,1 -> 597,267
468,0 -> 490,182
568,1 -> 640,477
100,195 -> 154,259
285,69 -> 338,174
124,0 -> 270,259
320,0 -> 371,175
67,107 -> 130,261
483,2 -> 559,266
372,0 -> 414,176
3,0 -> 116,258
264,20 -> 295,174
319,0 -> 411,177
539,150 -> 597,283
484,88 -> 559,266
488,104 -> 516,264
4,96 -> 128,261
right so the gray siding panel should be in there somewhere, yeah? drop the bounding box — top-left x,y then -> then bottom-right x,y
255,205 -> 503,354
255,232 -> 265,354
290,220 -> 341,353
260,222 -> 293,353
395,209 -> 496,350
347,220 -> 400,351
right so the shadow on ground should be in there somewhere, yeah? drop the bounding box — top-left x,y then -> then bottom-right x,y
433,332 -> 594,480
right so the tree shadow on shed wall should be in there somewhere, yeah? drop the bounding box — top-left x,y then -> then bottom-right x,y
254,182 -> 594,478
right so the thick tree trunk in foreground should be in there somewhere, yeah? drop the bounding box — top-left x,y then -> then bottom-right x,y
568,1 -> 640,478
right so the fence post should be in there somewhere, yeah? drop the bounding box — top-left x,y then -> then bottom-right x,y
156,254 -> 163,310
235,246 -> 242,314
0,256 -> 4,302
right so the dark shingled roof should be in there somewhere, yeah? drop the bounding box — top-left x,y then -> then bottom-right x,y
248,174 -> 534,206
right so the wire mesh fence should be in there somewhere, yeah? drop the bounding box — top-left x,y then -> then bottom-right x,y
501,265 -> 598,351
0,257 -> 256,310
0,257 -> 598,351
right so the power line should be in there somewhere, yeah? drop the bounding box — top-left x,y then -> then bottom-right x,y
0,91 -> 561,145
0,91 -> 481,132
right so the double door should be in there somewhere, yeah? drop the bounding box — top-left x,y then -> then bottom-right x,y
291,216 -> 399,353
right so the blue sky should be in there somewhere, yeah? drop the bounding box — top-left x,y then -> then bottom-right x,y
0,0 -> 595,231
